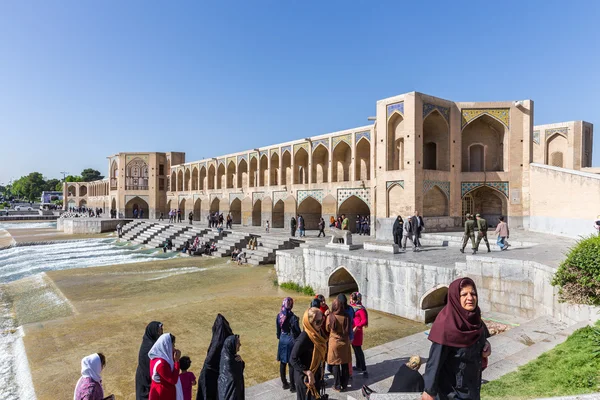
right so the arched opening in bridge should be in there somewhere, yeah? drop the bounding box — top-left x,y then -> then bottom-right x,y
546,133 -> 567,168
423,186 -> 449,217
67,200 -> 76,209
217,164 -> 225,190
79,199 -> 87,207
297,197 -> 321,230
387,113 -> 405,171
312,144 -> 329,184
226,161 -> 236,189
328,267 -> 359,296
125,196 -> 148,219
338,195 -> 370,233
294,148 -> 309,185
238,159 -> 248,188
252,199 -> 262,226
79,186 -> 87,197
193,199 -> 201,221
462,114 -> 506,172
464,186 -> 507,227
179,199 -> 186,216
249,157 -> 257,187
111,198 -> 117,213
355,138 -> 370,181
273,200 -> 284,228
282,151 -> 291,186
259,155 -> 268,187
210,197 -> 220,215
207,165 -> 215,190
423,110 -> 449,171
184,169 -> 191,191
110,161 -> 118,189
230,198 -> 242,225
192,167 -> 198,191
67,186 -> 76,197
177,170 -> 184,192
420,285 -> 448,324
199,166 -> 206,190
332,141 -> 351,182
270,153 -> 279,186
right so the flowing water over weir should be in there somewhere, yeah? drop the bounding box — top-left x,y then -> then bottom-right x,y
0,236 -> 178,399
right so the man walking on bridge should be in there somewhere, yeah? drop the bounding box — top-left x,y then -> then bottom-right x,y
474,213 -> 491,253
460,214 -> 476,255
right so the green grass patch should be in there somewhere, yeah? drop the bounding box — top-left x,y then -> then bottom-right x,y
481,323 -> 600,399
279,281 -> 315,296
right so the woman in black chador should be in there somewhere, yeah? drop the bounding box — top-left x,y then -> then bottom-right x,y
197,314 -> 234,400
135,321 -> 163,400
217,335 -> 245,400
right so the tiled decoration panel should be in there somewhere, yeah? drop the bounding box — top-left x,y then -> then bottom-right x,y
297,189 -> 324,205
461,109 -> 510,129
273,190 -> 288,204
294,142 -> 310,155
461,181 -> 509,198
386,180 -> 404,189
533,130 -> 540,145
229,193 -> 244,203
423,103 -> 450,123
387,102 -> 404,118
423,180 -> 450,199
332,134 -> 352,150
337,188 -> 371,208
312,139 -> 329,151
356,131 -> 371,143
545,127 -> 568,140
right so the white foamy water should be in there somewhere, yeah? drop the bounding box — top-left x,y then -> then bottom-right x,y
0,239 -> 177,283
0,222 -> 57,230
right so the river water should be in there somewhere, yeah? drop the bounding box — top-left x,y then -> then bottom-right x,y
0,223 -> 176,399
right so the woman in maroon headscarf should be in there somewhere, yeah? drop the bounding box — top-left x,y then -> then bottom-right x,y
421,277 -> 491,400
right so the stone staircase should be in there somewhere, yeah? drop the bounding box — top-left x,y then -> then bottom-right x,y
245,235 -> 303,265
146,225 -> 192,248
121,222 -> 157,241
120,220 -> 144,235
132,223 -> 170,244
212,230 -> 253,257
172,227 -> 218,251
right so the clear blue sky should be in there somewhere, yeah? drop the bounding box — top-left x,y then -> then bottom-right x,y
1,0 -> 598,184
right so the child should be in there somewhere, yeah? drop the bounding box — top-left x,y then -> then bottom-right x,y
265,220 -> 270,233
179,356 -> 196,400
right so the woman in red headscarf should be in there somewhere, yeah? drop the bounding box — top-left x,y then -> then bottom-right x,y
421,277 -> 491,400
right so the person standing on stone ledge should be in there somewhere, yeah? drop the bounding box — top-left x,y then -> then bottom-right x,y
392,216 -> 404,247
474,214 -> 491,253
410,211 -> 424,251
290,216 -> 297,237
421,277 -> 491,400
341,214 -> 349,231
317,217 -> 325,237
460,214 -> 477,255
402,215 -> 413,251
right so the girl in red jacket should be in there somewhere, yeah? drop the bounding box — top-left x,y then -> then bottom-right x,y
148,333 -> 183,400
350,292 -> 369,376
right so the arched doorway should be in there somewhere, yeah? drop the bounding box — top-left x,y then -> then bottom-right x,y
294,148 -> 309,185
469,144 -> 485,172
199,166 -> 207,190
259,155 -> 268,187
207,165 -> 216,190
67,185 -> 76,197
423,186 -> 449,217
312,144 -> 329,184
297,197 -> 322,230
270,153 -> 279,186
210,197 -> 220,214
332,142 -> 351,182
355,138 -> 370,181
282,151 -> 291,186
249,157 -> 258,187
238,159 -> 248,188
423,110 -> 449,171
184,169 -> 191,191
252,199 -> 262,226
111,198 -> 117,213
192,167 -> 199,190
125,196 -> 149,219
387,183 -> 406,217
177,170 -> 184,191
273,200 -> 285,228
67,200 -> 76,209
462,115 -> 506,172
230,198 -> 242,225
546,133 -> 568,168
338,195 -> 370,233
171,172 -> 176,191
388,113 -> 404,170
217,164 -> 225,189
464,186 -> 507,227
193,199 -> 201,221
179,199 -> 186,217
328,267 -> 359,296
79,199 -> 87,207
227,162 -> 236,189
79,186 -> 87,196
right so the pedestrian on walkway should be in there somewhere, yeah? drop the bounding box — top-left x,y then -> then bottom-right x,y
460,214 -> 476,254
421,277 -> 491,400
217,334 -> 245,400
594,215 -> 600,236
159,212 -> 164,221
135,321 -> 163,400
494,216 -> 510,250
189,211 -> 194,225
298,215 -> 305,237
317,217 -> 325,237
277,297 -> 301,393
177,209 -> 182,223
350,292 -> 368,377
326,298 -> 351,392
341,214 -> 349,231
474,214 -> 491,253
392,216 -> 403,247
410,211 -> 424,251
402,216 -> 413,251
290,217 -> 297,237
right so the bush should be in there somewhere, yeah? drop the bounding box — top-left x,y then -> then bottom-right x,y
0,202 -> 8,209
279,282 -> 315,296
552,235 -> 600,305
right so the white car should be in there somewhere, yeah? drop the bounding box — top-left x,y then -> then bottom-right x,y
15,206 -> 33,211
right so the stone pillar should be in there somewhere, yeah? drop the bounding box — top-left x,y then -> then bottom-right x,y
267,153 -> 272,186
278,148 -> 283,186
351,132 -> 357,181
291,150 -> 295,186
308,143 -> 313,185
328,137 -> 333,183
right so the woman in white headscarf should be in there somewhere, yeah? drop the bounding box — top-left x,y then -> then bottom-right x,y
74,353 -> 113,400
149,333 -> 183,400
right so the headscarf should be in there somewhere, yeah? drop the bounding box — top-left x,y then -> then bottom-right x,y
197,314 -> 234,400
217,335 -> 245,400
302,308 -> 328,375
148,333 -> 183,400
74,353 -> 103,400
136,321 -> 162,400
350,292 -> 368,327
278,297 -> 294,328
428,277 -> 484,348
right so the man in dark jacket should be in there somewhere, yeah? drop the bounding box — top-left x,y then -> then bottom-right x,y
461,214 -> 477,254
290,217 -> 297,237
475,213 -> 491,253
392,216 -> 403,246
410,211 -> 424,251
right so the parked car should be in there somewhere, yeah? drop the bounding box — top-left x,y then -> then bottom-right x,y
15,206 -> 33,211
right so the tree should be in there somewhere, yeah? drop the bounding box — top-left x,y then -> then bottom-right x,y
81,168 -> 104,182
44,179 -> 60,192
64,175 -> 83,182
12,172 -> 46,201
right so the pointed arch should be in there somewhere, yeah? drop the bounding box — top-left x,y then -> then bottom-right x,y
191,167 -> 199,191
328,267 -> 359,296
282,151 -> 291,186
294,147 -> 309,185
463,186 -> 507,226
199,166 -> 207,190
207,165 -> 216,190
423,186 -> 449,217
273,199 -> 285,228
110,161 -> 118,189
423,109 -> 449,171
297,196 -> 322,230
332,141 -> 351,182
230,198 -> 242,224
252,199 -> 262,226
338,195 -> 370,233
184,168 -> 191,191
210,197 -> 220,214
79,185 -> 87,197
546,132 -> 568,168
259,155 -> 268,187
217,163 -> 226,189
270,153 -> 280,186
125,157 -> 149,190
462,114 -> 506,172
227,161 -> 236,189
170,172 -> 176,191
238,159 -> 248,188
388,113 -> 405,170
355,137 -> 370,181
193,198 -> 201,221
177,170 -> 184,192
387,183 -> 406,217
312,144 -> 329,184
125,196 -> 148,219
